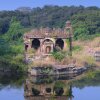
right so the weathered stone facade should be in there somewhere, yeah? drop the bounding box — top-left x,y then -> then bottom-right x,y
24,21 -> 73,61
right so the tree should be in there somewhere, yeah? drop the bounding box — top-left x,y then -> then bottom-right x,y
6,17 -> 23,41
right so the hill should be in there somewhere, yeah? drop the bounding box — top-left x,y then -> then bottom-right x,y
0,5 -> 100,40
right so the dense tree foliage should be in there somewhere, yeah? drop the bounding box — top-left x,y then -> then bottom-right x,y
0,18 -> 26,72
0,5 -> 99,40
5,17 -> 23,41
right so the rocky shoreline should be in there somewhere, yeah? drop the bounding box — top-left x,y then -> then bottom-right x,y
29,64 -> 90,76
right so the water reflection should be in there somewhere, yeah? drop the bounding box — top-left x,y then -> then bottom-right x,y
0,72 -> 100,100
0,73 -> 25,100
0,73 -> 25,90
24,75 -> 74,100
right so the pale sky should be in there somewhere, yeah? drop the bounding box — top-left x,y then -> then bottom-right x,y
0,0 -> 99,10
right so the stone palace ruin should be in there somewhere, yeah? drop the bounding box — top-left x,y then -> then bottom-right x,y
24,21 -> 73,61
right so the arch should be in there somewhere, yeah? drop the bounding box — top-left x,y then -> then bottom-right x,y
54,87 -> 64,96
25,44 -> 28,51
46,88 -> 51,93
32,39 -> 40,50
42,38 -> 54,54
42,38 -> 55,44
55,39 -> 64,50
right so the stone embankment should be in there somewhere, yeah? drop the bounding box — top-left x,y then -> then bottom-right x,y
29,64 -> 89,76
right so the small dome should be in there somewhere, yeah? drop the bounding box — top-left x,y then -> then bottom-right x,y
65,21 -> 71,27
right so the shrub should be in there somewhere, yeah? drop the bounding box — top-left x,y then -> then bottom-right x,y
72,45 -> 82,52
52,51 -> 66,61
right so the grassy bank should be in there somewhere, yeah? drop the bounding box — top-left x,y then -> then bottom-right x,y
0,36 -> 27,73
0,40 -> 27,73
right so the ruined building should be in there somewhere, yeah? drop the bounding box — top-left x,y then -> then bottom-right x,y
24,21 -> 73,61
24,75 -> 73,100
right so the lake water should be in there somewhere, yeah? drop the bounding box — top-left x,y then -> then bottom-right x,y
0,74 -> 100,100
73,87 -> 100,100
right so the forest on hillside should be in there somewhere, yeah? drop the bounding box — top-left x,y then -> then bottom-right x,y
0,5 -> 100,40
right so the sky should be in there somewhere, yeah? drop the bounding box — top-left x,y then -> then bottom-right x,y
0,0 -> 100,11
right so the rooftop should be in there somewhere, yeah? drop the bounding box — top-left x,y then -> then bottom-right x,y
24,27 -> 72,39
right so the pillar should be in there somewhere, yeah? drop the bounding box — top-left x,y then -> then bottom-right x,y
63,39 -> 68,51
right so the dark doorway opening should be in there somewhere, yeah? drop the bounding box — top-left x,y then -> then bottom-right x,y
32,39 -> 40,50
55,39 -> 64,50
25,44 -> 28,51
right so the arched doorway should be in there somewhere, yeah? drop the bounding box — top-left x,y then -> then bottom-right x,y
55,39 -> 64,51
46,46 -> 51,53
42,39 -> 54,54
32,39 -> 40,50
25,44 -> 28,51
